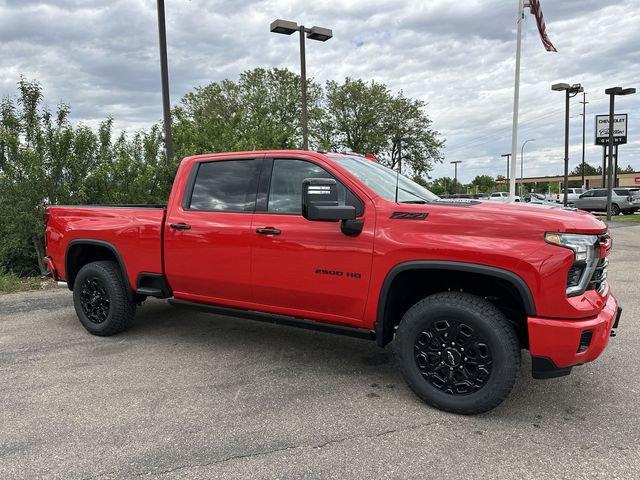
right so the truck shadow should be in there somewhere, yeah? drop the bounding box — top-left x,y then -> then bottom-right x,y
121,299 -> 604,419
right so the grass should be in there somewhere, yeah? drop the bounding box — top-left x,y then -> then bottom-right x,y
593,211 -> 640,225
0,270 -> 55,294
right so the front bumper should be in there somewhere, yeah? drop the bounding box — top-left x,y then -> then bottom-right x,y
528,293 -> 620,379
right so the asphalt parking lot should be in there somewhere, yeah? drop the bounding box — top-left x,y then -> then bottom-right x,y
1,225 -> 639,480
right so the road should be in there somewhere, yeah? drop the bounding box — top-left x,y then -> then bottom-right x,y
1,225 -> 639,479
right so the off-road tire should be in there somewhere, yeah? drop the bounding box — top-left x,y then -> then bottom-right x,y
73,261 -> 135,336
395,292 -> 520,415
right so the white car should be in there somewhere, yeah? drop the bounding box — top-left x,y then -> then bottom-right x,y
555,188 -> 585,205
488,192 -> 521,202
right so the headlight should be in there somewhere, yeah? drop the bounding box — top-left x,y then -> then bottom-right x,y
545,232 -> 599,296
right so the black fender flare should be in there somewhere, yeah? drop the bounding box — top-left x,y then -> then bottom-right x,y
375,260 -> 537,347
65,239 -> 133,300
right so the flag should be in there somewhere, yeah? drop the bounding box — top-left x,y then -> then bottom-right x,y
527,0 -> 557,52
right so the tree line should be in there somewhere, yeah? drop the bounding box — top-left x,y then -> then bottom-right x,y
0,70 -> 444,275
431,163 -> 636,196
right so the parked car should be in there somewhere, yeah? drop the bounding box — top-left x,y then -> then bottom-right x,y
574,188 -> 640,216
556,188 -> 585,205
488,192 -> 521,202
523,193 -> 555,205
44,150 -> 621,415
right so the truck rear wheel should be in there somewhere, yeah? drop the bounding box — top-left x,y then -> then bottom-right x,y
395,292 -> 520,415
72,261 -> 135,336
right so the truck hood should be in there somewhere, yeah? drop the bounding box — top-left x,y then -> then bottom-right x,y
470,200 -> 607,234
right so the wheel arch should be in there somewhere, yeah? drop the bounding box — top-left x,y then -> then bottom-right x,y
65,239 -> 133,300
375,261 -> 537,347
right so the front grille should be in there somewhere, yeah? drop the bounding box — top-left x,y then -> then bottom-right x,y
588,258 -> 608,294
567,265 -> 583,287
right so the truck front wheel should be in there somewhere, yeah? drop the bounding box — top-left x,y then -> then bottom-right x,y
72,261 -> 135,336
395,292 -> 520,414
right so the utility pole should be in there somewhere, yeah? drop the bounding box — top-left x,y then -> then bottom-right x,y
579,92 -> 588,188
156,0 -> 173,165
450,161 -> 462,185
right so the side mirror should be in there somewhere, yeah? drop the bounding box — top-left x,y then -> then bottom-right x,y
302,178 -> 356,221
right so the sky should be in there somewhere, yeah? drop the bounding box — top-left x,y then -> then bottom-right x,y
1,0 -> 639,183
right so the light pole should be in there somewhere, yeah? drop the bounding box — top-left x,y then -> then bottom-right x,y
579,92 -> 589,188
270,19 -> 333,150
450,161 -> 462,188
157,0 -> 172,165
552,83 -> 583,206
604,86 -> 636,220
501,153 -> 511,190
520,139 -> 535,197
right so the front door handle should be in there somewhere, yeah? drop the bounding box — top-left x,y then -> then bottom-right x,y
256,227 -> 281,235
170,222 -> 191,231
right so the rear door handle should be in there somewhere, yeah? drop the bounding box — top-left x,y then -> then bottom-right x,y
256,227 -> 281,235
170,222 -> 191,230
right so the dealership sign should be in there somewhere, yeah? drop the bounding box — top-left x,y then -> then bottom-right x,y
595,114 -> 627,145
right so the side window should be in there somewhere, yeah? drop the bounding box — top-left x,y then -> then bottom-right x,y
188,159 -> 261,212
581,191 -> 593,198
267,159 -> 363,215
593,190 -> 607,198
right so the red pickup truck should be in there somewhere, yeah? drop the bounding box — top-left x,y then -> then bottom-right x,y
44,150 -> 621,414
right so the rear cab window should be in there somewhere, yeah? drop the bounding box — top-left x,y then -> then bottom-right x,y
187,159 -> 261,212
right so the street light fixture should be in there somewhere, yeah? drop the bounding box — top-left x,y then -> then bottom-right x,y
604,86 -> 636,220
552,82 -> 583,206
520,139 -> 535,197
270,19 -> 333,150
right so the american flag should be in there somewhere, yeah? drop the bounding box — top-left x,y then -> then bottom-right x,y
526,0 -> 557,52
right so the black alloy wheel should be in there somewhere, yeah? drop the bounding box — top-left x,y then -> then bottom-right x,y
414,319 -> 492,395
79,276 -> 111,324
72,261 -> 136,336
395,292 -> 520,415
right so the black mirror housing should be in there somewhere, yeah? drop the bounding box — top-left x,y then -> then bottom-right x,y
302,178 -> 356,221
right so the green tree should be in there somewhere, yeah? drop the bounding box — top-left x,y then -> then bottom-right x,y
384,93 -> 444,176
429,177 -> 462,196
320,79 -> 444,175
0,79 -> 165,274
172,68 -> 322,159
470,175 -> 496,193
570,163 -> 598,176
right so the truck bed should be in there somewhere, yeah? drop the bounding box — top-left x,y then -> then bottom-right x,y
45,205 -> 167,290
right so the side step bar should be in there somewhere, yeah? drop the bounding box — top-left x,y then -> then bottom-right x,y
168,299 -> 376,341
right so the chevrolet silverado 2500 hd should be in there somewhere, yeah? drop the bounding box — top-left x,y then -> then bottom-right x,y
44,150 -> 621,414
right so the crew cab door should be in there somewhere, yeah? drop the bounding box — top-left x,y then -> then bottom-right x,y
250,158 -> 375,326
164,157 -> 263,306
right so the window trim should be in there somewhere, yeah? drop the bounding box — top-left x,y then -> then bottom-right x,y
182,158 -> 264,213
258,157 -> 365,217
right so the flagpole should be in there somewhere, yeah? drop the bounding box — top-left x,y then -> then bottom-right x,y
509,0 -> 525,200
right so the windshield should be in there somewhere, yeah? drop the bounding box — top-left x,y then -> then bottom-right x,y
328,154 -> 439,203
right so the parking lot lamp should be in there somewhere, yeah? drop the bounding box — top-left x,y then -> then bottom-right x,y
604,87 -> 636,220
270,19 -> 333,150
552,83 -> 583,206
520,139 -> 535,197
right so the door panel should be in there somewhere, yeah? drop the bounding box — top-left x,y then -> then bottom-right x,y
164,158 -> 261,305
250,158 -> 374,325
